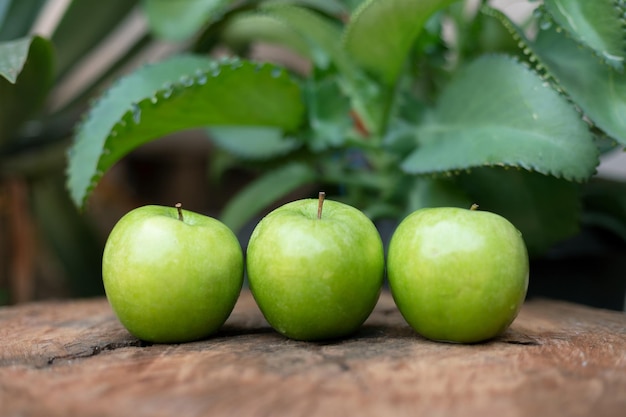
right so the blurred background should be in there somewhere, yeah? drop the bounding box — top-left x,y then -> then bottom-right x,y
1,0 -> 625,310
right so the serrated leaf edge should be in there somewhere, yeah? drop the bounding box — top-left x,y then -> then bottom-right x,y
541,0 -> 626,71
402,158 -> 595,183
67,58 -> 300,208
401,54 -> 600,182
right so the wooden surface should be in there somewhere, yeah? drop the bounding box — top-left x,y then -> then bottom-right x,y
1,291 -> 625,417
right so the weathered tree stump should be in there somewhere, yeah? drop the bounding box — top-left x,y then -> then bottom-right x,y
1,291 -> 625,417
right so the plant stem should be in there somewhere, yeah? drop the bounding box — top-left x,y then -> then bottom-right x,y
470,203 -> 479,211
317,192 -> 326,220
175,202 -> 184,221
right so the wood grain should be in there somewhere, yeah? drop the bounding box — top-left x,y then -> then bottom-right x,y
1,291 -> 625,417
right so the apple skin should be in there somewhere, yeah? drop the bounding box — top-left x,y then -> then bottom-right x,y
387,207 -> 529,343
102,205 -> 243,343
246,198 -> 385,341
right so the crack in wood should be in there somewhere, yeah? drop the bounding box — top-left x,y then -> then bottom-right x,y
45,340 -> 149,366
499,332 -> 541,346
503,339 -> 541,346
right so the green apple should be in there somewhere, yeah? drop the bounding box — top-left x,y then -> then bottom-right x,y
246,193 -> 385,341
102,203 -> 243,343
387,204 -> 529,343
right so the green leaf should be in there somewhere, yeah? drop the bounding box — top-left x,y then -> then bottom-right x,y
224,4 -> 354,74
0,36 -> 32,83
0,2 -> 10,27
0,36 -> 54,147
220,162 -> 317,232
221,11 -> 313,60
265,4 -> 351,71
270,0 -> 348,15
543,0 -> 625,69
0,0 -> 47,41
143,0 -> 231,41
68,55 -> 215,203
456,168 -> 581,255
221,3 -> 383,134
51,0 -> 139,79
343,0 -> 456,84
67,55 -> 304,208
532,25 -> 626,146
208,126 -> 301,159
304,73 -> 353,150
406,177 -> 473,214
401,55 -> 598,181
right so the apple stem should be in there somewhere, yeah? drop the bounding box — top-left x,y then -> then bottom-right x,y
317,191 -> 326,220
470,203 -> 479,211
175,202 -> 184,222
